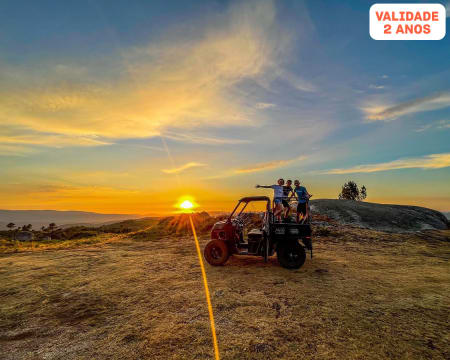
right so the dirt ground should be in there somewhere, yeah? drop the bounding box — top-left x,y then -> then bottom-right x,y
1,229 -> 449,360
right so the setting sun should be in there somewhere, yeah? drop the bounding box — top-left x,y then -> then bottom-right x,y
176,196 -> 198,213
179,200 -> 194,210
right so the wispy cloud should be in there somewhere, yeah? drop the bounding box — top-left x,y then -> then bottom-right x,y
0,0 -> 296,151
0,144 -> 38,156
321,153 -> 450,174
369,84 -> 385,90
255,102 -> 276,110
163,132 -> 251,145
162,162 -> 207,174
0,126 -> 111,155
275,68 -> 317,92
414,119 -> 450,132
0,132 -> 110,147
414,124 -> 433,133
235,156 -> 305,174
363,92 -> 450,121
130,144 -> 165,152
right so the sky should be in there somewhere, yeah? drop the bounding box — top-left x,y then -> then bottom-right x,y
0,0 -> 449,215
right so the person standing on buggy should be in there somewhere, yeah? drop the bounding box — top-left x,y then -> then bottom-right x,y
282,179 -> 294,220
293,179 -> 312,223
256,178 -> 285,222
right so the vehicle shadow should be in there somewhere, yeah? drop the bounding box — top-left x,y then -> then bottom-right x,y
225,255 -> 279,267
218,253 -> 331,276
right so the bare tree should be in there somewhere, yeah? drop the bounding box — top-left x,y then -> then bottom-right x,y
7,223 -> 16,240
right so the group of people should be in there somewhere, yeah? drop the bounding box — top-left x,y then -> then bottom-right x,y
256,178 -> 311,223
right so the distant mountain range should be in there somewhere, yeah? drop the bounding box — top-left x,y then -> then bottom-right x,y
0,210 -> 142,230
1,206 -> 448,231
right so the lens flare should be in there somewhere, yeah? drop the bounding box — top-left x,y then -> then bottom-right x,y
180,200 -> 194,209
175,196 -> 197,213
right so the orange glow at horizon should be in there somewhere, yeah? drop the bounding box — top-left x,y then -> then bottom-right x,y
1,183 -> 449,215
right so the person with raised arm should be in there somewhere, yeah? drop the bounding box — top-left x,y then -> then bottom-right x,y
256,178 -> 285,222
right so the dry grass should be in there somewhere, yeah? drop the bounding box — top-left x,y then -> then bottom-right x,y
0,228 -> 449,360
0,234 -> 119,253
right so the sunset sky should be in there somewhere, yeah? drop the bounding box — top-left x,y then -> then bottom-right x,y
1,0 -> 449,215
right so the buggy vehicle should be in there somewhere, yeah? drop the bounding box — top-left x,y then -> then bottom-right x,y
204,196 -> 312,269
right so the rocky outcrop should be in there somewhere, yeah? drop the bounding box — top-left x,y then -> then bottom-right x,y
310,199 -> 449,233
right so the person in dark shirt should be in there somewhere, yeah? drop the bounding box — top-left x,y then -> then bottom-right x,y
282,179 -> 294,219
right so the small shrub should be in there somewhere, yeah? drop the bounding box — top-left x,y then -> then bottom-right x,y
69,231 -> 98,240
314,227 -> 331,236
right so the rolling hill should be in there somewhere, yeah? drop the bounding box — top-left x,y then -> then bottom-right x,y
0,210 -> 141,230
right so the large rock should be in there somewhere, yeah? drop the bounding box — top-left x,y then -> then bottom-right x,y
310,199 -> 449,233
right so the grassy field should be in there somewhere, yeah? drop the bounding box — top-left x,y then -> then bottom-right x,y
0,233 -> 115,253
0,218 -> 160,253
0,227 -> 449,360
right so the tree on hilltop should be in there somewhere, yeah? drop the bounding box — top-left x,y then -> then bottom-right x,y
338,181 -> 367,201
7,222 -> 17,240
21,224 -> 32,231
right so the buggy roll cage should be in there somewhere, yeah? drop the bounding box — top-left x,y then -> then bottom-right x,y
226,196 -> 310,225
227,196 -> 272,222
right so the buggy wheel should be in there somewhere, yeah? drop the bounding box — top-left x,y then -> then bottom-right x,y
277,241 -> 306,269
204,240 -> 229,266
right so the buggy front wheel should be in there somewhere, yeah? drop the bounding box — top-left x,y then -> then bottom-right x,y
277,241 -> 306,269
204,240 -> 229,266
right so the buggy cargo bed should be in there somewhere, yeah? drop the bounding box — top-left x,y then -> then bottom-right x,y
270,222 -> 311,238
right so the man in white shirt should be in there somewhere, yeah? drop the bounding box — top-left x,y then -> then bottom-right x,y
256,178 -> 285,222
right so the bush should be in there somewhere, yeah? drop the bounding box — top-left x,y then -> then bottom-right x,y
338,181 -> 367,201
314,226 -> 331,236
69,230 -> 98,240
